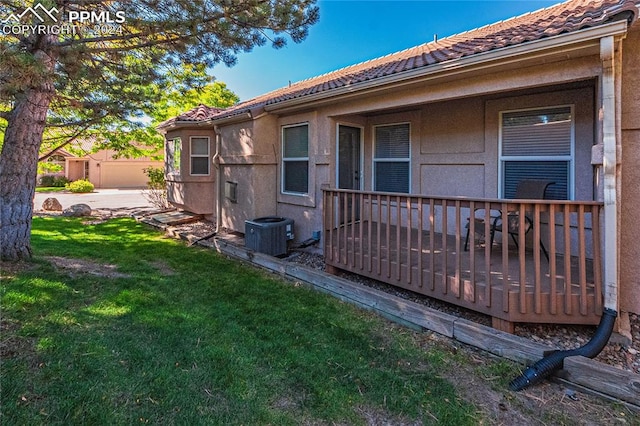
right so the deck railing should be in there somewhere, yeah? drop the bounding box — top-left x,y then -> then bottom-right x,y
322,188 -> 604,329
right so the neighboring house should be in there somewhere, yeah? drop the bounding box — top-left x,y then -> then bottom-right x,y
157,0 -> 640,334
39,140 -> 163,188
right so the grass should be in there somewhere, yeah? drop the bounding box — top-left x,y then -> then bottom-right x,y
1,217 -> 482,425
34,187 -> 67,193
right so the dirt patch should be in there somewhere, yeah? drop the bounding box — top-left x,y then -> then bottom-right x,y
148,260 -> 175,276
414,331 -> 636,425
0,260 -> 38,279
44,256 -> 131,279
0,319 -> 31,359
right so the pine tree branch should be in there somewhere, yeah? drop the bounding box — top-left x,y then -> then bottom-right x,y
38,120 -> 99,161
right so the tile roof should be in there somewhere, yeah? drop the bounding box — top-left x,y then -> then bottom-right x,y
162,0 -> 637,128
157,104 -> 226,128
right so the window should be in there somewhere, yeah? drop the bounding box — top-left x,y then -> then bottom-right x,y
499,106 -> 573,200
167,137 -> 181,173
282,124 -> 309,194
373,123 -> 410,193
190,137 -> 209,175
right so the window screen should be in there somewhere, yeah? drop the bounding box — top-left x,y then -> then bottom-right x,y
374,123 -> 410,193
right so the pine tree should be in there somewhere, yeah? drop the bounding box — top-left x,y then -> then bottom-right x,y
0,0 -> 319,260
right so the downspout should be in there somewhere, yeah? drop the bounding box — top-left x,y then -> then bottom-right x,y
510,35 -> 620,391
213,125 -> 222,233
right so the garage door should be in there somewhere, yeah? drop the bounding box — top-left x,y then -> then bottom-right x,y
99,162 -> 158,188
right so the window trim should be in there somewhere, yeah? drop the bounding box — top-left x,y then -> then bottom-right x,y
498,105 -> 575,200
281,122 -> 310,196
189,136 -> 210,176
372,122 -> 411,194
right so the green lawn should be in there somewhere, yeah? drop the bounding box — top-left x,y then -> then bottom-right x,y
1,217 -> 481,425
34,187 -> 67,193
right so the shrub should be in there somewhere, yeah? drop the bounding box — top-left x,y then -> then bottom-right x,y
39,175 -> 56,187
142,166 -> 169,209
39,175 -> 70,187
66,179 -> 95,193
53,176 -> 70,187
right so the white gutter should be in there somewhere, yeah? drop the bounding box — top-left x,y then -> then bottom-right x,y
212,125 -> 223,233
264,21 -> 629,114
600,35 -> 619,313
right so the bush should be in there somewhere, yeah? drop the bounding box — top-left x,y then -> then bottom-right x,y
66,179 -> 95,193
142,166 -> 169,209
39,175 -> 70,187
53,176 -> 70,187
39,175 -> 56,187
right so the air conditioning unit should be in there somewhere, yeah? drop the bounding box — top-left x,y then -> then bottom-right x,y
245,216 -> 294,257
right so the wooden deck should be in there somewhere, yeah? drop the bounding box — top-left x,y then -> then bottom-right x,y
323,189 -> 604,330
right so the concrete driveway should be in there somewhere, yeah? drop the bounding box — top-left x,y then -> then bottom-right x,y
34,189 -> 154,210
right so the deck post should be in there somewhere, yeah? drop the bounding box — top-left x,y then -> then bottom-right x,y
492,317 -> 515,334
325,264 -> 340,276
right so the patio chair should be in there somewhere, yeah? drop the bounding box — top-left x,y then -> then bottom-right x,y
465,179 -> 554,260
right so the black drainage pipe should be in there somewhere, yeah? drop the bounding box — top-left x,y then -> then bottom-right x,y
509,308 -> 617,391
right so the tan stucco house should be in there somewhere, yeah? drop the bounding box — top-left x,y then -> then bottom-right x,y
40,141 -> 163,188
158,0 -> 640,334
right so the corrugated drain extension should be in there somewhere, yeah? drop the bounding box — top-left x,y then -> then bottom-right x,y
509,308 -> 617,391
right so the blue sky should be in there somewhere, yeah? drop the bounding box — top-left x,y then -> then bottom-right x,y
212,0 -> 560,101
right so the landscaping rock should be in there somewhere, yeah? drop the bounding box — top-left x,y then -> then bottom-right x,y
42,197 -> 63,211
62,203 -> 92,217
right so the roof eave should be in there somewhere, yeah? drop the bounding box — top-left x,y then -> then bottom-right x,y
264,20 -> 631,114
156,119 -> 216,133
209,112 -> 254,126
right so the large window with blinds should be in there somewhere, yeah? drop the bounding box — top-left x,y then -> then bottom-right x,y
499,106 -> 574,200
282,123 -> 309,195
373,123 -> 410,193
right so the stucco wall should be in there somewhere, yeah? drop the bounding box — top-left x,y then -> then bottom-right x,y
620,24 -> 640,315
419,97 -> 487,197
166,50 -> 608,262
324,86 -> 593,200
250,83 -> 596,248
218,116 -> 278,232
164,128 -> 216,215
271,111 -> 324,243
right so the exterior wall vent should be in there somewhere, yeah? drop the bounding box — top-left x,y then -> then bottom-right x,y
225,181 -> 238,203
245,216 -> 294,257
